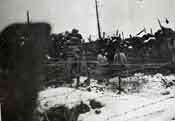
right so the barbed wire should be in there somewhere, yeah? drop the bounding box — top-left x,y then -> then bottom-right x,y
39,86 -> 175,117
38,92 -> 175,121
104,94 -> 174,121
38,76 -> 175,121
124,109 -> 164,121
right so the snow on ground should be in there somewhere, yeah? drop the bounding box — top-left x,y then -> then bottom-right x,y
38,87 -> 103,112
38,73 -> 175,121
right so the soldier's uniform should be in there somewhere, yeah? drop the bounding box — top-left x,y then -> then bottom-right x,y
64,29 -> 82,82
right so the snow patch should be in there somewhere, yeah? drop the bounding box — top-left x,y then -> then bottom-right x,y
38,74 -> 175,121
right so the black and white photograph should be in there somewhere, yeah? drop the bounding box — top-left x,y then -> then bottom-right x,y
0,0 -> 175,121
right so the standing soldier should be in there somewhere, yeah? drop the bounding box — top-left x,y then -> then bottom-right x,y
113,49 -> 127,66
113,49 -> 128,94
67,28 -> 82,88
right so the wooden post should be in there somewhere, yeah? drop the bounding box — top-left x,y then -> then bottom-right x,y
122,32 -> 124,40
88,35 -> 92,42
118,76 -> 122,94
76,43 -> 82,89
76,57 -> 81,89
150,28 -> 153,35
95,0 -> 102,40
116,29 -> 119,36
27,10 -> 30,24
84,43 -> 90,85
103,32 -> 106,39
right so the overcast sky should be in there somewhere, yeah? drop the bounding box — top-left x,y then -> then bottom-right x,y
0,0 -> 175,38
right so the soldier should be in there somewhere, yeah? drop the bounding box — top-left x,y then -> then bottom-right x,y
113,50 -> 127,66
65,28 -> 83,88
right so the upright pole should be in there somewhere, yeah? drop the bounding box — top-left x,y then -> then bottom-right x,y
116,29 -> 119,36
103,32 -> 106,39
118,76 -> 122,94
150,28 -> 153,35
95,0 -> 102,40
27,10 -> 30,24
122,32 -> 124,40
